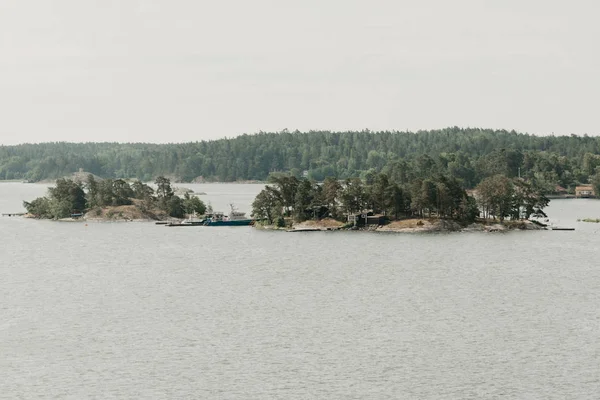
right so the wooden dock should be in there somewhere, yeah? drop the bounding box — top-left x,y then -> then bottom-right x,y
2,212 -> 26,217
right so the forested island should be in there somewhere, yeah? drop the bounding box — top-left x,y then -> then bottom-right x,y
3,128 -> 600,195
251,171 -> 549,232
21,169 -> 548,232
23,176 -> 206,221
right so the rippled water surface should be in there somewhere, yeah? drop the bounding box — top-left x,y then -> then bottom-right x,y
2,183 -> 600,399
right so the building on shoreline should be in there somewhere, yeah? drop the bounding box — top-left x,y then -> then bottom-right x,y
347,212 -> 388,226
575,185 -> 595,198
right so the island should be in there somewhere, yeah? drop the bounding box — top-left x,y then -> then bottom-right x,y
23,176 -> 206,222
250,172 -> 550,233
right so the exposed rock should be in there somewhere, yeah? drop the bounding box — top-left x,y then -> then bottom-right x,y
173,187 -> 194,195
256,218 -> 548,233
84,201 -> 169,222
376,219 -> 461,233
463,223 -> 486,232
376,219 -> 432,232
71,170 -> 103,183
485,223 -> 507,232
291,218 -> 345,231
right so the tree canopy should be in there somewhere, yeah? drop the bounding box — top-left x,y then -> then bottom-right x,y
2,128 -> 599,191
252,171 -> 482,225
24,176 -> 205,220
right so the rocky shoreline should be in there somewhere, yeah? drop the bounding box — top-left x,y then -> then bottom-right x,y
24,203 -> 172,223
23,209 -> 546,232
257,218 -> 546,233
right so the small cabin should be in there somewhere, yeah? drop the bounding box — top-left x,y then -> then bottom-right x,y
366,214 -> 388,225
575,185 -> 595,198
347,213 -> 361,224
554,185 -> 568,195
347,212 -> 388,226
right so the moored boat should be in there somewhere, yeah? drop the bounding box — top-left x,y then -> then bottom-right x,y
203,204 -> 254,226
166,220 -> 206,227
166,212 -> 206,227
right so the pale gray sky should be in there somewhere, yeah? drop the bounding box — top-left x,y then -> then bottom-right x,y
0,0 -> 598,144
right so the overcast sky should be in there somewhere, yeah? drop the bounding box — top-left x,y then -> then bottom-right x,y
0,0 -> 598,145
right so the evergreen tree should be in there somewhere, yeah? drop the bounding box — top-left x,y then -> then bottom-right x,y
267,173 -> 299,217
322,177 -> 342,218
340,178 -> 368,215
155,176 -> 174,211
183,192 -> 206,215
252,188 -> 282,224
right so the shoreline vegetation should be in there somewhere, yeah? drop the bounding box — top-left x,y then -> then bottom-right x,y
18,155 -> 554,233
249,170 -> 550,233
0,174 -> 265,186
18,172 -> 554,233
578,218 -> 600,223
13,126 -> 590,232
22,176 -> 207,223
2,129 -> 600,199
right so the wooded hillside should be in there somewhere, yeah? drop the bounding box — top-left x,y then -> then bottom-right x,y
2,127 -> 600,189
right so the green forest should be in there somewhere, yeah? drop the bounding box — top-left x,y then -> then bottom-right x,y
251,171 -> 548,226
2,128 -> 600,192
23,176 -> 206,220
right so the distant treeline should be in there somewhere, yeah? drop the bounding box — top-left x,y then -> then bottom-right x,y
2,127 -> 600,189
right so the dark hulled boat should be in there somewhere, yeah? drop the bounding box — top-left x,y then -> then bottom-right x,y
202,205 -> 254,226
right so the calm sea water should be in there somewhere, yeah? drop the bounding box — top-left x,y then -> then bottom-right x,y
2,183 -> 600,399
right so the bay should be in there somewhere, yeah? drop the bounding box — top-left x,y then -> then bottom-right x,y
1,182 -> 600,399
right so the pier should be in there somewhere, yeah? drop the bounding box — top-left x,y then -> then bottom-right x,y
2,213 -> 26,217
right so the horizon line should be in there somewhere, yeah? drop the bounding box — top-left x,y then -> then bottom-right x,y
0,126 -> 595,146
